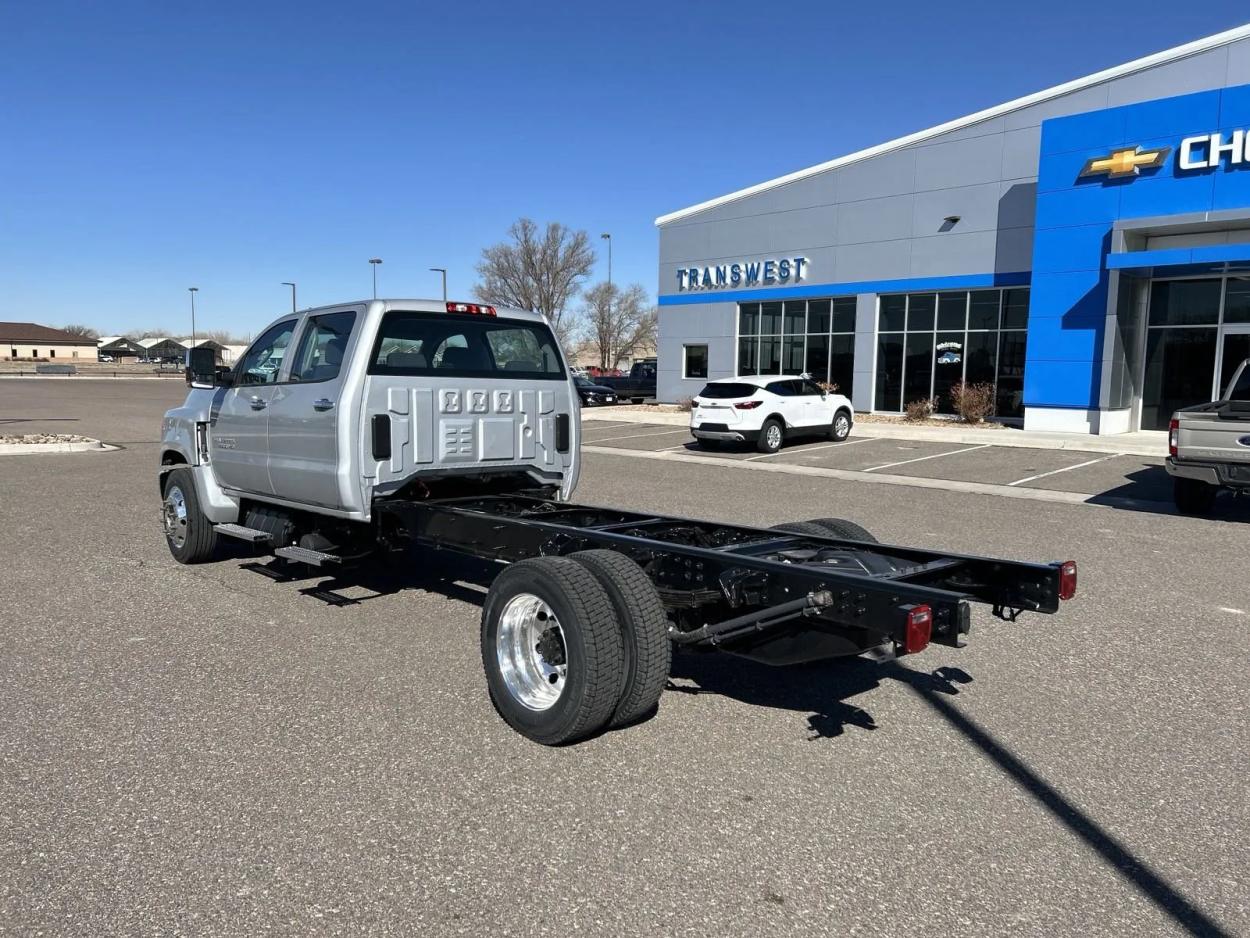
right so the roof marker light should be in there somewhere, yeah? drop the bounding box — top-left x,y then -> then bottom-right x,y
447,302 -> 496,316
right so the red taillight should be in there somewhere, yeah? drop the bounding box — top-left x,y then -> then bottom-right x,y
733,399 -> 762,410
447,302 -> 497,316
1168,418 -> 1179,457
1058,560 -> 1077,601
901,604 -> 932,655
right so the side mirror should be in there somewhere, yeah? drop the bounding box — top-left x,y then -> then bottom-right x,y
185,347 -> 220,389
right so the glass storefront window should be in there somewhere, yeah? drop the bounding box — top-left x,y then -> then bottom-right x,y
873,288 -> 1029,418
1225,277 -> 1250,324
738,295 -> 857,398
1148,279 -> 1221,326
1142,327 -> 1217,430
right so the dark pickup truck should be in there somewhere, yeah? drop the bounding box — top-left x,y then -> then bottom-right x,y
595,360 -> 656,404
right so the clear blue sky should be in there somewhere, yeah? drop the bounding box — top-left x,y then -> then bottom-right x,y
2,1 -> 1247,338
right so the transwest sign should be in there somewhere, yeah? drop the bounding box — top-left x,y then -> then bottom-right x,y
1080,130 -> 1249,180
676,256 -> 807,291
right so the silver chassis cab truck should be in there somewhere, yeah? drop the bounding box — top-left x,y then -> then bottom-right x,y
160,298 -> 1078,745
1166,357 -> 1250,515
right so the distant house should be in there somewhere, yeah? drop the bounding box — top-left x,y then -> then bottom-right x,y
0,322 -> 100,361
136,336 -> 187,361
97,336 -> 145,360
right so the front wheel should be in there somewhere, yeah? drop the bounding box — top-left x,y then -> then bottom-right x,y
829,409 -> 852,442
481,557 -> 625,745
756,418 -> 784,454
161,467 -> 221,564
1173,477 -> 1217,516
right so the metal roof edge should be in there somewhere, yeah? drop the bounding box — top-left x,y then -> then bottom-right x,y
654,23 -> 1250,227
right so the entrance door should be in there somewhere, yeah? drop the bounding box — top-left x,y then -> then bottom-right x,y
210,318 -> 298,496
1217,327 -> 1250,398
266,309 -> 358,508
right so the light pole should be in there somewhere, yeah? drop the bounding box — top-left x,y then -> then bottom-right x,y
281,282 -> 296,313
600,233 -> 612,287
187,287 -> 198,346
429,267 -> 447,302
369,258 -> 383,298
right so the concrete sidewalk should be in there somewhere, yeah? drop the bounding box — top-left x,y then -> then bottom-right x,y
581,407 -> 1167,457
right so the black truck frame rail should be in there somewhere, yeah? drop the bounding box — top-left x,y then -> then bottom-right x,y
378,496 -> 1077,665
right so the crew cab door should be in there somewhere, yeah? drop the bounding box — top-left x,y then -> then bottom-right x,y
210,318 -> 298,495
266,309 -> 359,508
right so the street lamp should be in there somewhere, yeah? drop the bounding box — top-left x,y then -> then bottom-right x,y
369,258 -> 383,299
281,281 -> 296,313
429,267 -> 447,302
187,287 -> 198,346
600,233 -> 612,287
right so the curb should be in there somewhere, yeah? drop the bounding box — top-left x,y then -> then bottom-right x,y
581,409 -> 1166,458
0,439 -> 107,455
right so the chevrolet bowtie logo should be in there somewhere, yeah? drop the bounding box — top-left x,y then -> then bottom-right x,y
1079,145 -> 1171,179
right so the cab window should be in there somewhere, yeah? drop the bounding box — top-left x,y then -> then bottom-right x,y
369,311 -> 565,379
236,320 -> 296,385
290,311 -> 356,383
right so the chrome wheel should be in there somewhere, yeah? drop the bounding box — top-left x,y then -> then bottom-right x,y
162,485 -> 188,549
496,592 -> 567,711
834,413 -> 851,439
765,423 -> 782,450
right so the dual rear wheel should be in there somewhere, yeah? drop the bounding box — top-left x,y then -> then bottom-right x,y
481,550 -> 672,746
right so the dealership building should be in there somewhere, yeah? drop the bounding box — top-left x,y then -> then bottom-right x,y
655,25 -> 1250,433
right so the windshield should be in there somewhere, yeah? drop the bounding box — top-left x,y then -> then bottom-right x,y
369,311 -> 566,380
697,382 -> 757,399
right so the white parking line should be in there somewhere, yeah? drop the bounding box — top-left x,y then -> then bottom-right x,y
586,427 -> 693,443
863,443 -> 991,472
1007,453 -> 1122,486
745,437 -> 874,461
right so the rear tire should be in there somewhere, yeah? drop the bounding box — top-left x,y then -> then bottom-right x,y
481,557 -> 625,745
1173,477 -> 1217,516
161,468 -> 221,564
756,418 -> 784,454
772,517 -> 878,543
569,550 -> 671,728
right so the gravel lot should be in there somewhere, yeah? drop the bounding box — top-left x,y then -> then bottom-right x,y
1,380 -> 1246,936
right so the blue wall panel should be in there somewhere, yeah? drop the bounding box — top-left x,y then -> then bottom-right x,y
1025,83 -> 1250,411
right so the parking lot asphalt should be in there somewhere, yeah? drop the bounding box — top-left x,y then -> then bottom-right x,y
581,420 -> 1183,508
1,380 -> 1247,937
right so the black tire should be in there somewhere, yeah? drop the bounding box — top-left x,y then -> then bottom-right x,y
771,517 -> 878,543
480,557 -> 625,745
829,408 -> 853,442
756,417 -> 784,454
1173,477 -> 1217,516
161,467 -> 221,564
631,397 -> 644,405
569,549 -> 671,728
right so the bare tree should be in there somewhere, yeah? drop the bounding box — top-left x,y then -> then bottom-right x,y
473,218 -> 596,345
61,323 -> 99,339
581,282 -> 657,370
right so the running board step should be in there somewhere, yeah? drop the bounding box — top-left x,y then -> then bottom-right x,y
273,545 -> 340,567
214,523 -> 273,545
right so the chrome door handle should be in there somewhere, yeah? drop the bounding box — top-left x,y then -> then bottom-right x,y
249,396 -> 266,410
313,398 -> 335,411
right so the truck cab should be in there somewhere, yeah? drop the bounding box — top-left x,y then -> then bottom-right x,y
159,299 -> 580,547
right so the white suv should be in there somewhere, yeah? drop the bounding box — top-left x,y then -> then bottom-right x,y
690,375 -> 854,453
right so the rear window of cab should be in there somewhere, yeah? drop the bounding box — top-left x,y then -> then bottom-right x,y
368,310 -> 565,380
697,383 -> 757,399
